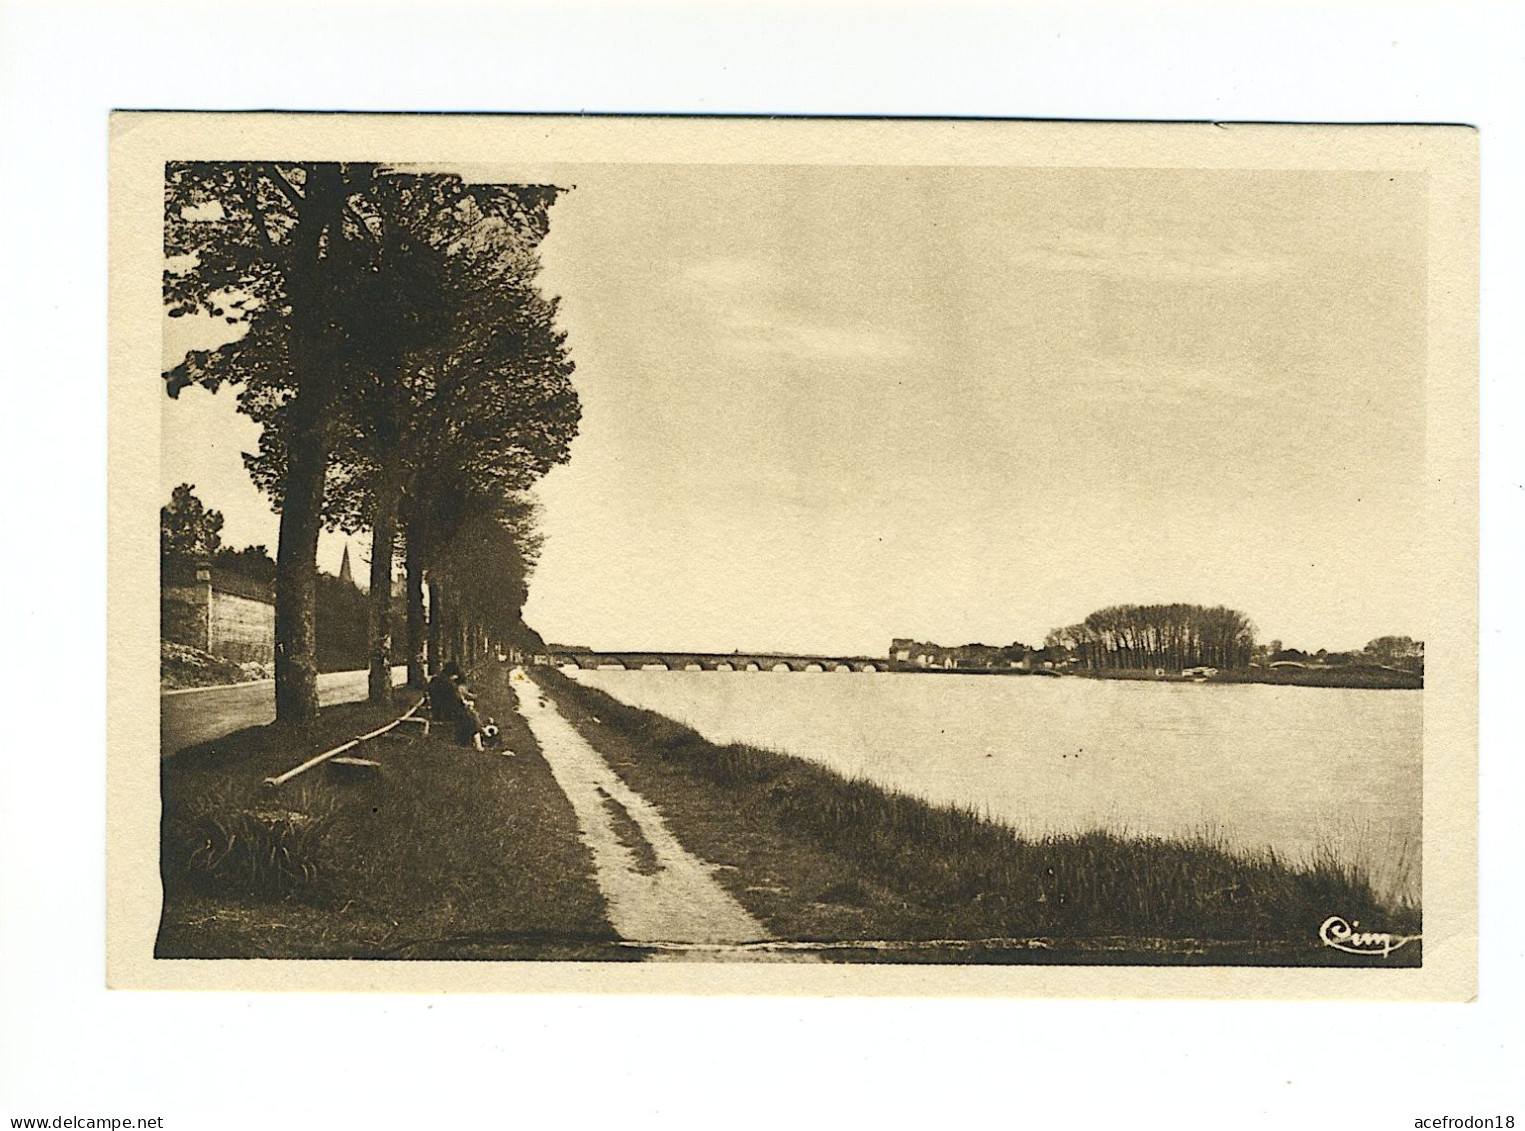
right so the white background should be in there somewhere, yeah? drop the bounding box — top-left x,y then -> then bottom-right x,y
2,2 -> 1521,1128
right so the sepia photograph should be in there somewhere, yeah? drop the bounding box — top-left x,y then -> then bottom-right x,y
109,115 -> 1477,994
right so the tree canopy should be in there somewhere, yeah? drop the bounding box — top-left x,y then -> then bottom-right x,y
160,483 -> 224,563
1046,604 -> 1257,671
164,162 -> 577,719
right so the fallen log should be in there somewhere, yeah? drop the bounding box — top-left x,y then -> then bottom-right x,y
263,698 -> 427,787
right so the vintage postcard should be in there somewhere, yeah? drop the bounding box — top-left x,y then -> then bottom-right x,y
108,114 -> 1477,997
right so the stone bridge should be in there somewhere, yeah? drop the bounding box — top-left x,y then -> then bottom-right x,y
546,650 -> 886,673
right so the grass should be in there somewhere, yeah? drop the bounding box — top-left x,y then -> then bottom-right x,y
1072,666 -> 1423,690
1215,666 -> 1423,690
157,665 -> 632,961
530,666 -> 1421,965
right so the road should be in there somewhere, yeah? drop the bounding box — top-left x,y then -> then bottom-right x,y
161,666 -> 408,756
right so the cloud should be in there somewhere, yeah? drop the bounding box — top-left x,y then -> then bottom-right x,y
1010,230 -> 1293,283
681,256 -> 909,361
682,256 -> 776,289
717,310 -> 910,361
1060,357 -> 1267,403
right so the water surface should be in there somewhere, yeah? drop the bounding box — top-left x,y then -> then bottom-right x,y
565,669 -> 1422,906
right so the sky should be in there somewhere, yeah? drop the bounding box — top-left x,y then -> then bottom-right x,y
163,163 -> 1428,656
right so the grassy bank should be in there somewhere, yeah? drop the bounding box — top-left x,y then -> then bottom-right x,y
157,665 -> 627,960
532,667 -> 1419,965
1071,666 -> 1422,690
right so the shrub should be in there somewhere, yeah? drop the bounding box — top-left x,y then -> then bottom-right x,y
182,786 -> 345,901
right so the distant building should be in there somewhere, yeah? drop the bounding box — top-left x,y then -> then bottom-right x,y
889,639 -> 1021,670
162,562 -> 275,665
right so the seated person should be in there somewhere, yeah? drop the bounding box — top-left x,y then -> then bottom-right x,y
426,662 -> 485,748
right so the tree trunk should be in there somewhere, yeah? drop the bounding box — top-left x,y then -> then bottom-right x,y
272,163 -> 349,725
427,575 -> 445,675
367,465 -> 401,703
405,535 -> 427,687
274,391 -> 328,724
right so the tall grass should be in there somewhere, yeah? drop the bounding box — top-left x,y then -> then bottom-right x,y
536,668 -> 1418,942
177,783 -> 349,902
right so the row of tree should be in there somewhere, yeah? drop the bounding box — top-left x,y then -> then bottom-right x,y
1040,604 -> 1425,675
1265,636 -> 1425,673
1044,604 -> 1258,672
165,163 -> 579,721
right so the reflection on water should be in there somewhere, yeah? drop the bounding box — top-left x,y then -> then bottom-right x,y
565,669 -> 1422,907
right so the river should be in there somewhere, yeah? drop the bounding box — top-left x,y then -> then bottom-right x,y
563,669 -> 1422,907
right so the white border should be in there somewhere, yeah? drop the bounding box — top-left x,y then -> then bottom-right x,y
5,4 -> 1521,1129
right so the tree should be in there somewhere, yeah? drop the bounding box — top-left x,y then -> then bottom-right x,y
165,163 -> 566,722
424,491 -> 541,669
352,190 -> 574,700
161,484 -> 224,563
214,544 -> 277,585
1363,635 -> 1424,672
231,172 -> 572,701
1047,604 -> 1257,671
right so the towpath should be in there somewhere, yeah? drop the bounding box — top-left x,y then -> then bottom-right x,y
511,668 -> 779,959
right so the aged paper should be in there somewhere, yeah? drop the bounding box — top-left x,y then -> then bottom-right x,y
109,114 -> 1477,997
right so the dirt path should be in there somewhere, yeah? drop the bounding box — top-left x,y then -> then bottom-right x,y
511,669 -> 775,957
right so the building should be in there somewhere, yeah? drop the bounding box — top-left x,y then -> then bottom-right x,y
162,562 -> 275,665
888,639 -> 1025,670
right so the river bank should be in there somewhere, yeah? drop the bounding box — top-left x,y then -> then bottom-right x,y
878,664 -> 1420,689
154,661 -> 1420,964
1067,666 -> 1422,690
530,667 -> 1421,965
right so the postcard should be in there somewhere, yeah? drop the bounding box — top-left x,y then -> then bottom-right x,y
109,114 -> 1477,997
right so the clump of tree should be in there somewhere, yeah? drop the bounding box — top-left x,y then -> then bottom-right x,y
160,482 -> 225,568
165,163 -> 577,722
1360,636 -> 1424,673
1267,635 -> 1424,675
1045,604 -> 1257,672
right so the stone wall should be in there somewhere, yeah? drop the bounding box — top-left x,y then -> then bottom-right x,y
208,589 -> 275,664
161,575 -> 275,665
162,582 -> 212,652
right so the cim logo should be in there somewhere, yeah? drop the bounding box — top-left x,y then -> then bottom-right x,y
1319,915 -> 1421,957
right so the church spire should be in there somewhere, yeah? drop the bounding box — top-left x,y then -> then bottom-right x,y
339,542 -> 354,586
